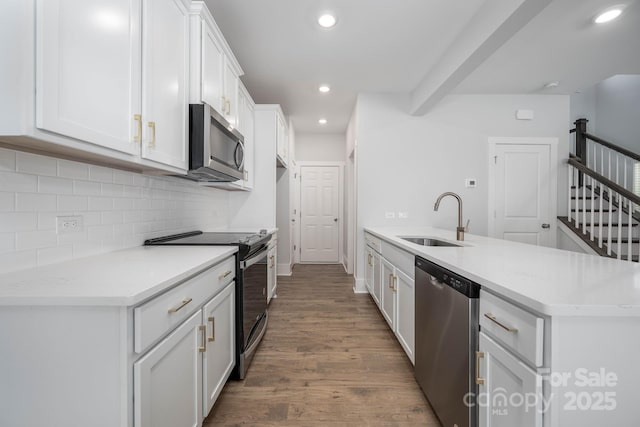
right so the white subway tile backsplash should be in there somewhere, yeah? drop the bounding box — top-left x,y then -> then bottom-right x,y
0,212 -> 38,232
0,250 -> 37,274
0,148 -> 229,274
0,148 -> 16,171
16,193 -> 57,212
0,192 -> 15,211
57,195 -> 89,211
0,233 -> 15,254
102,183 -> 124,197
113,171 -> 134,185
101,211 -> 123,225
38,176 -> 73,194
0,172 -> 38,192
37,245 -> 73,267
16,152 -> 57,176
58,160 -> 89,180
73,180 -> 101,196
88,165 -> 113,183
16,230 -> 57,250
88,196 -> 113,211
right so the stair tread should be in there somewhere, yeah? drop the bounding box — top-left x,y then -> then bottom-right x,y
609,238 -> 640,243
570,209 -> 616,212
578,222 -> 638,227
571,196 -> 597,200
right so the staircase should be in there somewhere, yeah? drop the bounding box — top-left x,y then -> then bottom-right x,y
559,119 -> 640,262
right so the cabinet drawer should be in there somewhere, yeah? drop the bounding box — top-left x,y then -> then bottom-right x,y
134,256 -> 235,353
364,232 -> 381,253
380,241 -> 414,279
479,290 -> 544,367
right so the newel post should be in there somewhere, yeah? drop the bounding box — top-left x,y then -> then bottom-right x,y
575,118 -> 588,165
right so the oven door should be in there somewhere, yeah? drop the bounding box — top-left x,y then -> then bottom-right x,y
240,247 -> 268,350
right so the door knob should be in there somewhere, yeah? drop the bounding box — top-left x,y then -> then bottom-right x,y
541,223 -> 550,229
334,218 -> 338,222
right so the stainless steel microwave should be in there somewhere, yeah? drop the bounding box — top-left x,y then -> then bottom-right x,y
185,103 -> 245,182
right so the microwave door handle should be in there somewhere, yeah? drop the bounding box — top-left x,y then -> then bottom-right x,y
234,141 -> 245,170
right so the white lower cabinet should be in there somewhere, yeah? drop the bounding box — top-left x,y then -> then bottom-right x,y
135,280 -> 235,426
380,257 -> 395,326
135,311 -> 203,427
365,233 -> 414,363
478,332 -> 542,427
202,283 -> 235,414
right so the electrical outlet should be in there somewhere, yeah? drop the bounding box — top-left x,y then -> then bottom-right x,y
56,216 -> 84,234
398,212 -> 409,219
385,211 -> 395,219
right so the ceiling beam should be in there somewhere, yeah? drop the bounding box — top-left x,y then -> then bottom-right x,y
409,0 -> 553,116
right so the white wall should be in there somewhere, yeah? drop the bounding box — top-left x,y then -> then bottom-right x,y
0,147 -> 229,274
295,133 -> 346,162
595,75 -> 640,153
355,92 -> 570,281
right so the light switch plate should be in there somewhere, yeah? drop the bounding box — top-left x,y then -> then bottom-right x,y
398,212 -> 408,219
385,211 -> 395,219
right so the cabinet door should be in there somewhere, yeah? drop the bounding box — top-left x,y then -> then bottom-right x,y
364,247 -> 374,293
478,332 -> 543,427
201,20 -> 224,113
372,251 -> 381,307
134,311 -> 203,427
380,258 -> 395,328
276,115 -> 286,161
36,0 -> 140,155
222,59 -> 238,127
140,0 -> 189,170
202,283 -> 235,416
395,268 -> 415,364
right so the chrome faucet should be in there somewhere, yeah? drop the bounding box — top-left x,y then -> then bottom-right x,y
434,192 -> 466,241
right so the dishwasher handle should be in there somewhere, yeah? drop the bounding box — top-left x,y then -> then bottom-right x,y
428,275 -> 446,290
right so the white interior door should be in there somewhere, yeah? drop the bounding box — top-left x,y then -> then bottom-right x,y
490,139 -> 557,247
300,166 -> 340,262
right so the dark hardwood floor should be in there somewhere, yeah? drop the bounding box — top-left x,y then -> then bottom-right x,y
204,264 -> 438,426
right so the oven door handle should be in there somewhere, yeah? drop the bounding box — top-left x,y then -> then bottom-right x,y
241,246 -> 268,269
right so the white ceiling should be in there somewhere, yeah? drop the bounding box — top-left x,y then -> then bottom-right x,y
205,0 -> 640,135
454,0 -> 640,95
205,0 -> 485,133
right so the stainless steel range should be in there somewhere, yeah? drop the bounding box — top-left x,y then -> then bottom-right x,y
144,230 -> 271,379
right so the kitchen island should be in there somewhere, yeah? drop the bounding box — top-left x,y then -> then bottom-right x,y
364,226 -> 640,426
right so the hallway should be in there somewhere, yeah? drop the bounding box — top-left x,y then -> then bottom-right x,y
204,264 -> 438,426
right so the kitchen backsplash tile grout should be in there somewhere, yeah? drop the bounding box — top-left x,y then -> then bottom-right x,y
0,147 -> 229,274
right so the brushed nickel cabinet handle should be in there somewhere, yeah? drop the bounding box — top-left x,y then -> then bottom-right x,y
208,316 -> 215,342
388,273 -> 394,289
475,351 -> 485,385
168,297 -> 192,314
393,275 -> 398,292
133,114 -> 142,142
218,270 -> 232,280
198,325 -> 207,352
484,313 -> 518,332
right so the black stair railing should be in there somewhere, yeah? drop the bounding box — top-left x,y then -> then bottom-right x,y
566,119 -> 640,262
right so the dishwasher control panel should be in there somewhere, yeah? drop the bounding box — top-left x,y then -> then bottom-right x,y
416,256 -> 480,298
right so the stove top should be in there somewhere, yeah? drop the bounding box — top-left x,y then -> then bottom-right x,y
144,231 -> 271,259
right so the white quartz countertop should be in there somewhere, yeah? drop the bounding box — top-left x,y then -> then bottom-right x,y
365,226 -> 640,317
0,246 -> 237,306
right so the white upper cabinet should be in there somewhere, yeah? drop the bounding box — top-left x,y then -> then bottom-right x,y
189,1 -> 242,126
237,82 -> 255,189
140,0 -> 189,170
276,114 -> 288,167
36,0 -> 140,156
1,0 -> 189,173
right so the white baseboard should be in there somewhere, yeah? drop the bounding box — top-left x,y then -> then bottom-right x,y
353,277 -> 367,294
277,263 -> 292,276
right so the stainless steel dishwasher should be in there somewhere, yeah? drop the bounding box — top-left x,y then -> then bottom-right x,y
415,256 -> 480,427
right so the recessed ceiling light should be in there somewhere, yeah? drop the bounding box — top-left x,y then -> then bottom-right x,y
318,13 -> 337,28
318,118 -> 328,125
318,85 -> 331,93
594,8 -> 622,24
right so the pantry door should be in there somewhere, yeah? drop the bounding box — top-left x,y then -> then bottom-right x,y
300,165 -> 342,263
489,138 -> 558,247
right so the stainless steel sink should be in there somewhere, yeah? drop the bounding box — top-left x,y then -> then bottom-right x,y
400,237 -> 462,247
